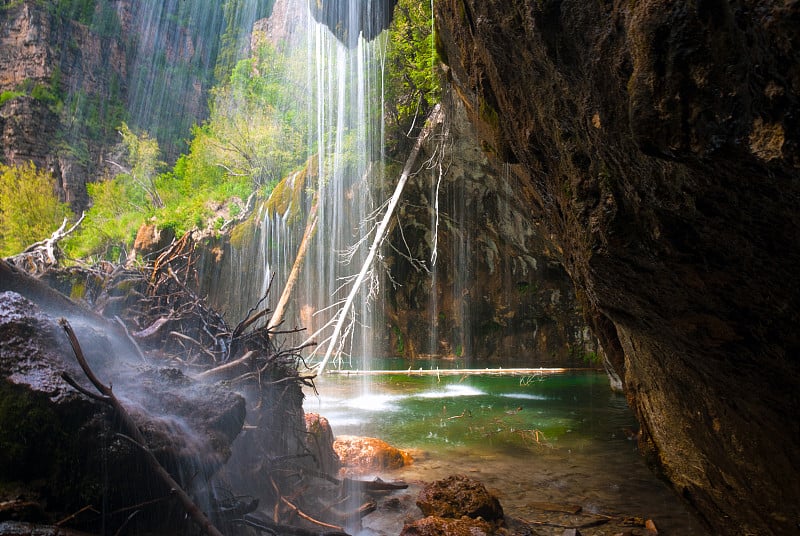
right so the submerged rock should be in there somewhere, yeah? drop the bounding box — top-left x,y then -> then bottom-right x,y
415,475 -> 503,523
400,515 -> 494,536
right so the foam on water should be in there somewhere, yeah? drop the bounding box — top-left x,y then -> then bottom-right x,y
414,384 -> 485,398
502,392 -> 549,400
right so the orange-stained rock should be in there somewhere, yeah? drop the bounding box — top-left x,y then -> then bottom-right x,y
333,435 -> 413,474
304,413 -> 340,475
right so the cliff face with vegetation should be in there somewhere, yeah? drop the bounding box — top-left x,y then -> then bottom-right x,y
434,0 -> 799,533
0,0 -> 252,212
384,93 -> 601,366
0,1 -> 126,209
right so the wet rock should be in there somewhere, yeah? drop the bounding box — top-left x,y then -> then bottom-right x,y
304,412 -> 341,475
0,290 -> 245,522
0,521 -> 94,536
416,475 -> 503,522
333,435 -> 413,474
399,515 -> 494,536
435,0 -> 800,533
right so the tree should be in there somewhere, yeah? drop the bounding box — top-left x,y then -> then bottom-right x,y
0,162 -> 73,257
113,122 -> 165,209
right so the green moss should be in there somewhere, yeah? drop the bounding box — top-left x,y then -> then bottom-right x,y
0,385 -> 65,481
69,280 -> 86,300
264,156 -> 317,224
392,325 -> 405,355
230,211 -> 259,250
0,90 -> 24,107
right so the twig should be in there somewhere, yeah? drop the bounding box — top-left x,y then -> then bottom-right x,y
279,496 -> 345,532
55,504 -> 99,526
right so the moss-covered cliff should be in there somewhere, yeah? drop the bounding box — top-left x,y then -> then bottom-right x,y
434,1 -> 799,534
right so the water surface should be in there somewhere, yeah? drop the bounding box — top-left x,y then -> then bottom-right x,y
304,368 -> 708,535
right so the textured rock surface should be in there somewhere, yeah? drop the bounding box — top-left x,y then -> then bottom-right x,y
434,1 -> 800,534
415,474 -> 503,522
333,435 -> 413,474
0,289 -> 245,522
385,94 -> 601,365
304,412 -> 341,475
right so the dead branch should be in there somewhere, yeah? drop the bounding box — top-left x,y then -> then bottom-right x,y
7,212 -> 85,273
197,350 -> 255,380
58,318 -> 226,536
268,192 -> 319,330
279,496 -> 345,532
242,513 -> 350,536
312,104 -> 443,375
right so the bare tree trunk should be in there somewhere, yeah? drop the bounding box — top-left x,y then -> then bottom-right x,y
268,193 -> 320,330
313,104 -> 443,375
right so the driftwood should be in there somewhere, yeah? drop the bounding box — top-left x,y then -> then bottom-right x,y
58,318 -> 226,536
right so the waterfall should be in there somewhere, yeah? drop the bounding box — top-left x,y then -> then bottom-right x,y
125,0 -> 271,158
203,0 -> 389,371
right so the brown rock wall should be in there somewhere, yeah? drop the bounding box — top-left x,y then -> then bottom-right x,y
434,0 -> 800,534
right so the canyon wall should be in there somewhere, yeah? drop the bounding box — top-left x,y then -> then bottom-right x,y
0,0 -> 236,211
383,93 -> 601,366
434,1 -> 799,534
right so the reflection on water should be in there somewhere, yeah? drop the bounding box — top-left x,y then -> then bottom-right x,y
304,369 -> 709,535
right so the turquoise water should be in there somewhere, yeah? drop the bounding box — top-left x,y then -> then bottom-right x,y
304,369 -> 709,535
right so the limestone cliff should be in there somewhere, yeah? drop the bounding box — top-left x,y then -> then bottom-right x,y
434,1 -> 799,534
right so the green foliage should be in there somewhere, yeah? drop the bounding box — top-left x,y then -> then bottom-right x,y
66,170 -> 153,259
201,40 -> 310,188
118,122 -> 165,209
0,162 -> 74,257
385,0 -> 442,132
0,71 -> 65,113
0,90 -> 25,107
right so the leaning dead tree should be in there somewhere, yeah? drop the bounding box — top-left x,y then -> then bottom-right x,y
307,104 -> 443,376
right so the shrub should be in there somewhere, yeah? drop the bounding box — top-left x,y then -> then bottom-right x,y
0,162 -> 74,257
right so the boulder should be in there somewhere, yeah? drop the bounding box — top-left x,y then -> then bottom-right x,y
304,413 -> 341,474
333,435 -> 413,474
416,475 -> 503,523
0,290 -> 245,523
